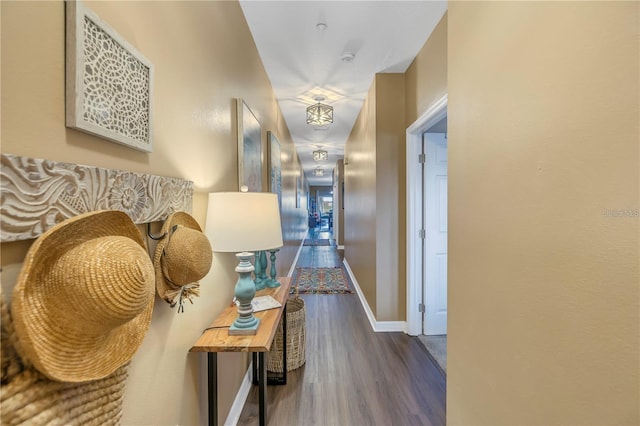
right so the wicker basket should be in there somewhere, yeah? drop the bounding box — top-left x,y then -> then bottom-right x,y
267,297 -> 306,373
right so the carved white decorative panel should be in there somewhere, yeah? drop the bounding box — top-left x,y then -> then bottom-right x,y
66,0 -> 154,152
0,154 -> 193,242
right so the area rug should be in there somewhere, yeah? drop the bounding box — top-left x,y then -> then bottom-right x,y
303,239 -> 331,246
291,267 -> 354,294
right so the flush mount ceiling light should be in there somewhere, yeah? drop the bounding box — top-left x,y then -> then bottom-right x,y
312,149 -> 328,162
306,96 -> 333,126
314,168 -> 324,177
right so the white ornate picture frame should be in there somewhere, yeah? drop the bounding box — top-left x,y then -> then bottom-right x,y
65,0 -> 154,152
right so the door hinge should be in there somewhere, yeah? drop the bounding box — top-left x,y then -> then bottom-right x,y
419,303 -> 426,313
419,229 -> 426,239
418,153 -> 426,164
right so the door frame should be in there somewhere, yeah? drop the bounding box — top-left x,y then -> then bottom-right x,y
406,94 -> 447,336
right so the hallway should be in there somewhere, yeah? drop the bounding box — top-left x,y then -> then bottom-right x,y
237,231 -> 446,425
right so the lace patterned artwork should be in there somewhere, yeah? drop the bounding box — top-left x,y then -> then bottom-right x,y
82,17 -> 150,144
0,154 -> 193,242
66,1 -> 154,152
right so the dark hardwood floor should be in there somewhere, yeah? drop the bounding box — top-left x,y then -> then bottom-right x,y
237,230 -> 446,426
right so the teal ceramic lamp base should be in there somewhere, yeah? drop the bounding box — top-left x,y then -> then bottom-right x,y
229,252 -> 260,335
254,251 -> 266,291
265,249 -> 280,288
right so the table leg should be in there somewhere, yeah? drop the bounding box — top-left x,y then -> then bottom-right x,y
208,353 -> 218,426
252,352 -> 258,385
258,352 -> 267,426
282,301 -> 287,384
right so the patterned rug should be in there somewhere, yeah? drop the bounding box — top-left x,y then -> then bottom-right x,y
291,267 -> 354,294
303,239 -> 331,246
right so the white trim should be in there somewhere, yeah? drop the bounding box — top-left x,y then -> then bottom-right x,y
223,361 -> 253,426
287,238 -> 305,277
406,95 -> 448,134
375,321 -> 407,333
406,94 -> 448,337
337,245 -> 345,250
343,258 -> 406,333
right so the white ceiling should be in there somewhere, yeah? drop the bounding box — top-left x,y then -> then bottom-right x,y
239,0 -> 448,186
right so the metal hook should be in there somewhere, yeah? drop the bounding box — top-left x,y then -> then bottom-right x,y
147,222 -> 168,241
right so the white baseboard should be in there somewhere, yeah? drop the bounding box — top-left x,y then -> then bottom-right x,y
224,361 -> 253,426
337,245 -> 345,250
287,238 -> 305,277
342,258 -> 406,333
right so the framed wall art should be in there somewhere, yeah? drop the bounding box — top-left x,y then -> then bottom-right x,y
268,131 -> 282,211
237,99 -> 263,192
65,0 -> 154,152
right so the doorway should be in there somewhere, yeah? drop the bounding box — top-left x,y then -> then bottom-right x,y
418,124 -> 448,373
423,128 -> 447,336
406,95 -> 447,365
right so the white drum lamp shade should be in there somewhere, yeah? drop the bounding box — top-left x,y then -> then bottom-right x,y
206,192 -> 283,253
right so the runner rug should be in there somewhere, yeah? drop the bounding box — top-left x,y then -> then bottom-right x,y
303,239 -> 331,246
291,267 -> 354,294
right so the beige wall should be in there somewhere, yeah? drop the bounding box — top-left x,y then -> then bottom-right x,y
447,2 -> 639,424
344,14 -> 447,323
333,159 -> 345,246
344,74 -> 406,321
405,12 -> 448,126
344,80 -> 378,314
0,1 -> 305,424
343,11 -> 448,323
374,74 -> 406,320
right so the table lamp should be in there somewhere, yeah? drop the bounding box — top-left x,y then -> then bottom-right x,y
206,190 -> 283,335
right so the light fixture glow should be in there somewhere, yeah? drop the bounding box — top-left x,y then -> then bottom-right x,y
306,96 -> 333,126
314,168 -> 324,177
312,149 -> 328,162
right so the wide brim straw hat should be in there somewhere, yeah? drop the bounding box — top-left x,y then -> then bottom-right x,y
153,212 -> 212,310
11,210 -> 155,383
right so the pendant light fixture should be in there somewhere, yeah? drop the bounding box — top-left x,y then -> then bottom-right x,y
306,96 -> 333,126
312,147 -> 328,162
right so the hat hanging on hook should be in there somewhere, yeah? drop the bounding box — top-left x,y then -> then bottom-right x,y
153,212 -> 213,313
11,210 -> 156,382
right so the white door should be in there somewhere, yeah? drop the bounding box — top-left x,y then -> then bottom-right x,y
424,132 -> 448,335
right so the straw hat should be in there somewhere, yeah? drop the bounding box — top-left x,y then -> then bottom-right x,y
153,212 -> 212,311
11,210 -> 155,383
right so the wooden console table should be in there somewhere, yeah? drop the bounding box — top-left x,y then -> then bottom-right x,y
190,277 -> 292,426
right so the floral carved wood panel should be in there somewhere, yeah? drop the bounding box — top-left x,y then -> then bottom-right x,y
0,154 -> 193,242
